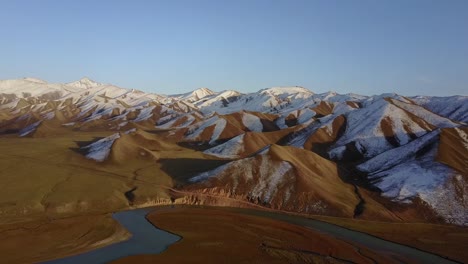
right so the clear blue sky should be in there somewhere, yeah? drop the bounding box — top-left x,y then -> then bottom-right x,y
1,0 -> 467,96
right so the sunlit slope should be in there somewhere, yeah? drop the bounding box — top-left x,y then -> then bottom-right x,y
0,77 -> 467,225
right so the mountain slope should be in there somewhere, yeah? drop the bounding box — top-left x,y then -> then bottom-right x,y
1,77 -> 467,226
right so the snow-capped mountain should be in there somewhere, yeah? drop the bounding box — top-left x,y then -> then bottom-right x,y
66,77 -> 103,89
1,77 -> 467,225
170,87 -> 216,103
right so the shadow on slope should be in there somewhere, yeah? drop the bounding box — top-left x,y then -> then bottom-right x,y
69,137 -> 107,154
159,158 -> 230,185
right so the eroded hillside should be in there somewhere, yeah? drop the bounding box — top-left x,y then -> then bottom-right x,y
1,77 -> 467,226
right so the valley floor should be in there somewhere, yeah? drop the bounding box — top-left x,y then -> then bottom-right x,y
0,206 -> 467,263
311,215 -> 468,263
115,207 -> 467,264
0,213 -> 129,264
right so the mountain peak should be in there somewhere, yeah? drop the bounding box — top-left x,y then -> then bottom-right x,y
23,77 -> 48,84
192,87 -> 215,97
169,87 -> 216,102
79,77 -> 94,82
259,86 -> 314,96
66,77 -> 103,89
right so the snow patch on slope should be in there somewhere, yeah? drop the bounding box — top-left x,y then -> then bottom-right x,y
204,134 -> 245,158
329,99 -> 431,159
357,130 -> 440,173
285,115 -> 338,148
454,127 -> 468,150
250,160 -> 293,202
186,115 -> 227,144
66,77 -> 103,89
82,133 -> 120,162
242,113 -> 263,132
133,105 -> 155,122
297,108 -> 316,124
0,79 -> 65,98
171,88 -> 215,102
189,153 -> 295,204
19,121 -> 42,137
259,86 -> 313,98
362,133 -> 468,225
390,99 -> 457,128
412,95 -> 468,123
189,162 -> 232,183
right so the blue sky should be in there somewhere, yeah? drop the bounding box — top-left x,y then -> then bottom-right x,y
1,0 -> 467,95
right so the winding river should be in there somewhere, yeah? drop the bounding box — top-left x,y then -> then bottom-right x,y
44,208 -> 181,264
46,206 -> 457,264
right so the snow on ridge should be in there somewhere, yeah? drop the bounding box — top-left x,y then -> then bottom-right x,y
297,108 -> 316,124
170,87 -> 215,102
188,161 -> 233,183
178,115 -> 196,127
66,77 -> 103,89
191,87 -> 215,100
370,148 -> 450,203
43,111 -> 55,120
23,77 -> 48,84
357,129 -> 440,173
411,95 -> 468,123
454,127 -> 468,150
82,104 -> 120,122
0,79 -> 65,98
357,127 -> 468,225
189,155 -> 294,203
156,114 -> 196,129
124,128 -> 137,134
275,116 -> 288,129
259,86 -> 313,96
285,121 -> 320,148
204,134 -> 245,158
361,93 -> 411,107
251,160 -> 293,202
329,99 -> 430,160
0,77 -> 171,111
133,105 -> 155,122
19,121 -> 42,137
218,90 -> 241,98
81,133 -> 120,162
195,90 -> 242,112
156,115 -> 180,128
242,113 -> 263,132
197,87 -> 316,115
185,115 -> 227,144
366,142 -> 467,225
189,153 -> 294,203
156,113 -> 178,125
0,98 -> 21,109
389,98 -> 457,128
209,118 -> 227,144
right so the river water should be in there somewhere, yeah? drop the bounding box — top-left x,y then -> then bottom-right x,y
44,208 -> 180,264
46,205 -> 457,264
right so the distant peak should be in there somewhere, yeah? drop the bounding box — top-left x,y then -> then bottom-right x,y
260,86 -> 314,95
190,87 -> 215,99
23,77 -> 47,84
323,91 -> 337,96
193,87 -> 215,94
79,77 -> 93,82
66,77 -> 103,89
77,77 -> 99,84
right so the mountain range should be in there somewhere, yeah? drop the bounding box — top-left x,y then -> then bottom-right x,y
1,77 -> 467,226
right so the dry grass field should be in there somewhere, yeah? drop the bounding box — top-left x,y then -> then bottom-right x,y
0,132 -> 467,263
0,213 -> 129,264
311,215 -> 468,263
113,207 -> 406,264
